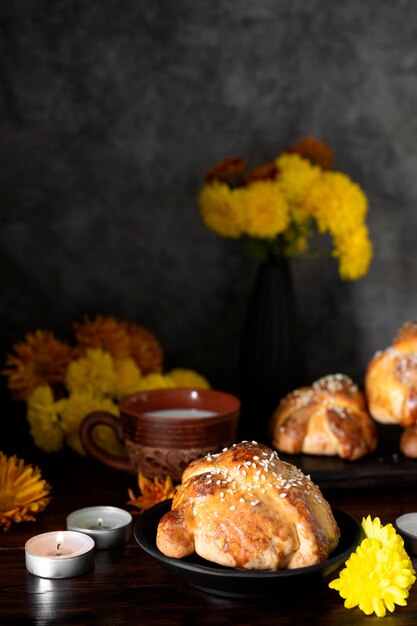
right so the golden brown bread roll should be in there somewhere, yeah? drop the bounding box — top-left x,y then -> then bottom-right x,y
400,424 -> 417,458
156,441 -> 340,570
269,374 -> 377,460
365,322 -> 417,428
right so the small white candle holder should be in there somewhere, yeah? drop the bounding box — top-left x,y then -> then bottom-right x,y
395,512 -> 417,555
25,531 -> 95,579
66,506 -> 132,549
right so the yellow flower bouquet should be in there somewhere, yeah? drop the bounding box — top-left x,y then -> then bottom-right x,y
3,315 -> 210,456
199,137 -> 372,280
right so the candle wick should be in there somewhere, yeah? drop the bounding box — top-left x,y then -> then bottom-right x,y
97,517 -> 103,529
56,543 -> 61,553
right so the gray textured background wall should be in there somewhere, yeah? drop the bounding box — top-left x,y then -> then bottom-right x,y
1,0 -> 416,397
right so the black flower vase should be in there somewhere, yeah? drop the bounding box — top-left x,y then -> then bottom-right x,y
239,260 -> 306,442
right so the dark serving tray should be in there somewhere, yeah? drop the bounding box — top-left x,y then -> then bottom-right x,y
276,424 -> 417,489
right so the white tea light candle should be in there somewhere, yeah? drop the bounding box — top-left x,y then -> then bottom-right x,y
25,531 -> 95,579
395,512 -> 417,555
66,506 -> 132,549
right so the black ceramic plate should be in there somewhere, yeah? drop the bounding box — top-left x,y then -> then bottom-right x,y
134,500 -> 363,598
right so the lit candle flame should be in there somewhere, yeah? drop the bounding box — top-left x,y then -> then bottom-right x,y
56,531 -> 64,552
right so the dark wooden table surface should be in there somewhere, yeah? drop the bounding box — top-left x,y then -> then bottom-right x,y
2,415 -> 417,625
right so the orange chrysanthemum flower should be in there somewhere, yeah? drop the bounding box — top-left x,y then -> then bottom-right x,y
73,315 -> 131,359
204,157 -> 246,185
124,323 -> 163,375
3,330 -> 72,401
74,316 -> 163,375
127,472 -> 178,513
287,136 -> 334,170
0,452 -> 51,531
243,162 -> 279,184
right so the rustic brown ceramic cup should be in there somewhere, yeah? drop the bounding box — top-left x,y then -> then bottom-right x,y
79,388 -> 240,480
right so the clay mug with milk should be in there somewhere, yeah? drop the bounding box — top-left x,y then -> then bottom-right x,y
79,387 -> 240,481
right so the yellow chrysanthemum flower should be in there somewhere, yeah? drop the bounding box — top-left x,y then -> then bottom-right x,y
167,368 -> 211,389
304,170 -> 368,237
65,348 -> 116,398
135,373 -> 177,392
58,391 -> 120,456
362,515 -> 398,543
329,516 -> 416,617
362,515 -> 413,565
113,358 -> 143,400
235,180 -> 289,239
199,182 -> 243,238
333,225 -> 373,280
0,452 -> 51,531
276,153 -> 322,207
26,385 -> 65,452
3,330 -> 72,401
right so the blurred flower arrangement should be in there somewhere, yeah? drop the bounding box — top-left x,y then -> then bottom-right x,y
329,515 -> 416,617
0,452 -> 51,531
2,316 -> 210,456
198,137 -> 372,280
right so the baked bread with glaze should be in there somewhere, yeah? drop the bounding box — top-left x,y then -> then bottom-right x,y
156,441 -> 340,570
269,374 -> 377,460
365,322 -> 417,428
400,424 -> 417,458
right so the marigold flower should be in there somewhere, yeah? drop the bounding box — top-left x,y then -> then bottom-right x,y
243,161 -> 279,184
304,170 -> 368,237
26,385 -> 65,452
198,182 -> 243,238
3,330 -> 72,401
236,180 -> 290,239
333,225 -> 373,280
167,368 -> 211,389
204,157 -> 246,185
66,348 -> 116,398
127,472 -> 178,513
58,390 -> 120,456
124,323 -> 163,375
135,373 -> 177,392
276,153 -> 321,207
74,315 -> 163,376
287,136 -> 334,170
113,357 -> 143,400
329,516 -> 416,617
0,452 -> 51,531
73,315 -> 131,359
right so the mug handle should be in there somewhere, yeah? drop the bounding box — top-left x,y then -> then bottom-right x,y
79,411 -> 133,473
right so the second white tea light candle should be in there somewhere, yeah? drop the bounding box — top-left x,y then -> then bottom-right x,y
66,506 -> 132,549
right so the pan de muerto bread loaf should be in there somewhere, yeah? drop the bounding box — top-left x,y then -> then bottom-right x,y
156,441 -> 340,570
269,374 -> 377,460
365,322 -> 417,428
